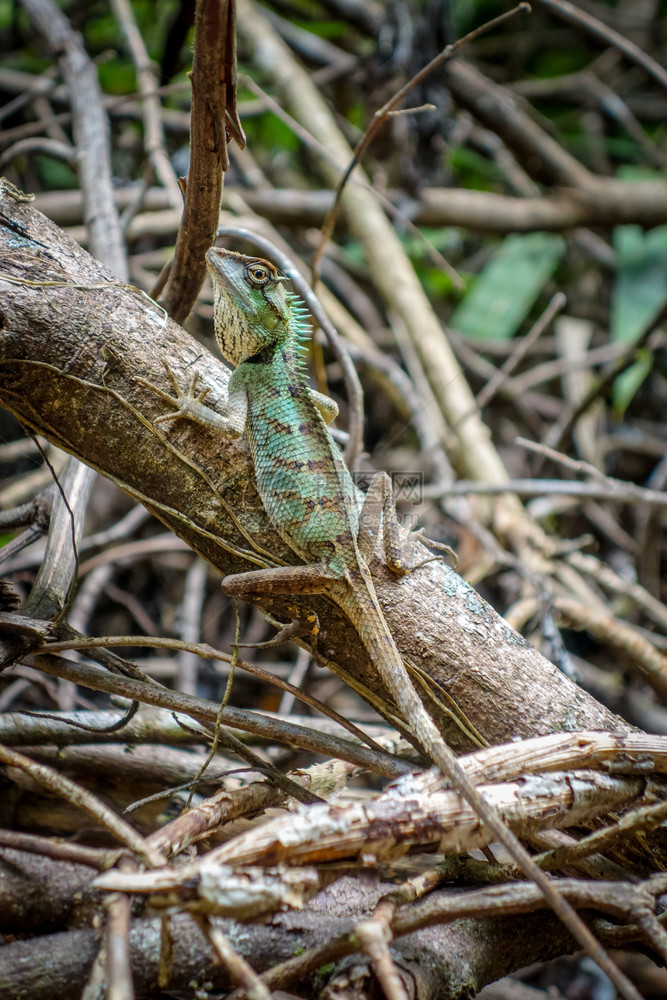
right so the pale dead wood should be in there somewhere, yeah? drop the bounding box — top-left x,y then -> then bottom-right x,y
93,769 -> 652,878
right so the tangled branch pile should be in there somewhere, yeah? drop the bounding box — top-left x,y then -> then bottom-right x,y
0,1 -> 666,998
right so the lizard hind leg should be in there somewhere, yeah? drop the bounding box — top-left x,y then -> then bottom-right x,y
222,563 -> 334,648
357,471 -> 404,573
357,472 -> 457,576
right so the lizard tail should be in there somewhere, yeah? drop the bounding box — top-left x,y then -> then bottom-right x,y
339,573 -> 442,755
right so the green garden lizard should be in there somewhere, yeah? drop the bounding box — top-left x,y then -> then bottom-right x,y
150,247 -> 635,991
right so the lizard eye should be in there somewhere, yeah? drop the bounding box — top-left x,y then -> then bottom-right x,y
246,262 -> 271,286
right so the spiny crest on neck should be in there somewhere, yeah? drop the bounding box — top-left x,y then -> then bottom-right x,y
205,247 -> 311,368
284,290 -> 311,372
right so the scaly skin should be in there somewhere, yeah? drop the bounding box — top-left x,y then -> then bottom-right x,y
151,246 -> 637,997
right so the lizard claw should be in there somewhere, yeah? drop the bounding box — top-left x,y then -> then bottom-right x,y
234,613 -> 320,650
138,360 -> 211,425
409,528 -> 458,569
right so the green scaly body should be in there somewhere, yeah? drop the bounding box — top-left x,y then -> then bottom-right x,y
231,316 -> 360,577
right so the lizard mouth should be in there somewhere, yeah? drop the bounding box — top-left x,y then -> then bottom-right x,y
205,247 -> 257,314
206,247 -> 288,323
205,246 -> 242,287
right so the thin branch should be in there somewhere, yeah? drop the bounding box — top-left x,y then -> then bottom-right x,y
34,181 -> 667,235
533,798 -> 667,871
542,303 -> 667,453
554,597 -> 667,701
516,437 -> 667,507
473,293 -> 566,413
109,0 -> 182,209
194,915 -> 272,1000
0,827 -> 118,869
31,654 -> 411,778
238,75 -> 464,290
104,888 -> 135,1000
532,0 -> 667,92
423,477 -> 667,507
159,0 -> 243,323
311,2 -> 532,277
0,743 -> 166,866
42,632 -> 389,756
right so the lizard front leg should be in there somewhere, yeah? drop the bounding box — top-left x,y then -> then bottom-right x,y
309,389 -> 339,426
140,361 -> 247,438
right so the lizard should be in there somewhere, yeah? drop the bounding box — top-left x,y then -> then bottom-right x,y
149,246 -> 637,996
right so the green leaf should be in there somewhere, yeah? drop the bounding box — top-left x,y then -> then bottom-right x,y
610,224 -> 667,412
34,154 -> 78,191
450,232 -> 565,340
612,349 -> 653,418
447,146 -> 505,189
0,0 -> 14,30
616,165 -> 665,182
611,225 -> 667,344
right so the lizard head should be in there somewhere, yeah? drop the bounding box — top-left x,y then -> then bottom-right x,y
205,248 -> 292,366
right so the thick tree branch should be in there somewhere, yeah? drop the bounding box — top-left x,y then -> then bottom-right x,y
0,879 -> 581,1000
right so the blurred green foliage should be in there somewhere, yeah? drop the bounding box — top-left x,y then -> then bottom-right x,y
450,233 -> 566,340
33,154 -> 77,190
611,225 -> 667,415
609,167 -> 667,414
